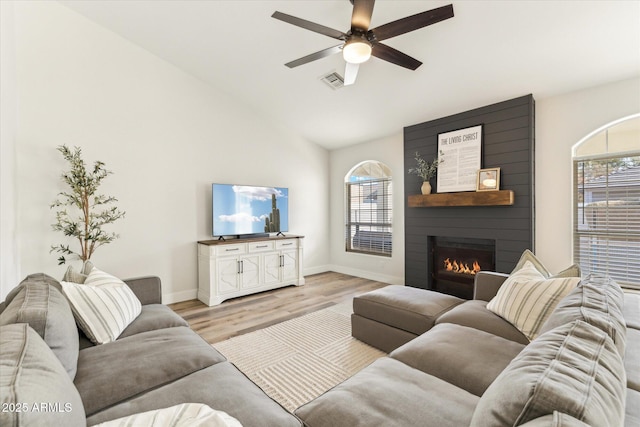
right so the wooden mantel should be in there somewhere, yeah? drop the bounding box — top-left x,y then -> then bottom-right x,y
408,190 -> 514,207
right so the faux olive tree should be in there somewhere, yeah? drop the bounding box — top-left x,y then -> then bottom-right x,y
50,145 -> 125,265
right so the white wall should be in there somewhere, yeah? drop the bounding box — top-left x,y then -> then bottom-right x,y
535,77 -> 640,274
329,133 -> 405,285
10,1 -> 330,302
1,1 -> 19,300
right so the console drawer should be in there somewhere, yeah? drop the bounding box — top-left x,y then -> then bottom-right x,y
276,240 -> 297,250
248,241 -> 275,252
216,243 -> 247,256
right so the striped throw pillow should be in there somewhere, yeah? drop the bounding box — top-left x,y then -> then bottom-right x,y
94,403 -> 242,427
61,267 -> 141,344
487,261 -> 580,341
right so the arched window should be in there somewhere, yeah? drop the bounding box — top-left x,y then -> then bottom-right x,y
573,114 -> 640,288
345,161 -> 392,256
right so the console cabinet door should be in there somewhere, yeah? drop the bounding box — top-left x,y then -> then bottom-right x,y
263,251 -> 298,284
216,257 -> 240,294
239,254 -> 261,289
281,250 -> 298,282
263,253 -> 282,285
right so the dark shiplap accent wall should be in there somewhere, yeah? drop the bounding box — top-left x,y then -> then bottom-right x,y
404,95 -> 535,292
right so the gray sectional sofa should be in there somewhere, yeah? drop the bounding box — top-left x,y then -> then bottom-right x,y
3,269 -> 638,426
0,273 -> 302,427
296,272 -> 640,427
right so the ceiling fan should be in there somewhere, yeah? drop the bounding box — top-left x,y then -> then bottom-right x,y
271,0 -> 454,86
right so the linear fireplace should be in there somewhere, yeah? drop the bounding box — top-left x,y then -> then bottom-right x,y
429,236 -> 496,299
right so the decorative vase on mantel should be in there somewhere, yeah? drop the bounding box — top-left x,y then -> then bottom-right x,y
421,181 -> 432,195
409,151 -> 442,197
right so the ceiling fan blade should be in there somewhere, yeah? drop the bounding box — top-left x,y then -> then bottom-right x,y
344,62 -> 360,86
370,4 -> 454,42
285,45 -> 343,68
351,0 -> 375,31
371,43 -> 422,70
272,11 -> 347,40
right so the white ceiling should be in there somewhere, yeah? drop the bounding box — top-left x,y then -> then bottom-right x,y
59,0 -> 640,150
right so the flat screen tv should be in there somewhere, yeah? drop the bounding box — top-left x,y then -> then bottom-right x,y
212,184 -> 289,237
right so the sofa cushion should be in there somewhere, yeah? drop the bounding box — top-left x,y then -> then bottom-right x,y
0,324 -> 85,427
626,327 -> 640,391
61,267 -> 142,344
119,304 -> 189,338
1,273 -> 63,310
470,320 -> 626,427
295,357 -> 479,427
75,326 -> 226,416
511,249 -> 581,278
435,299 -> 529,344
87,362 -> 302,427
0,274 -> 79,379
517,412 -> 591,427
487,261 -> 579,341
77,304 -> 190,349
94,403 -> 242,427
390,323 -> 525,396
624,290 -> 640,330
352,285 -> 463,335
539,274 -> 626,355
627,388 -> 640,427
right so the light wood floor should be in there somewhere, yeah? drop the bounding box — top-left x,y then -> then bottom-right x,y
169,272 -> 388,344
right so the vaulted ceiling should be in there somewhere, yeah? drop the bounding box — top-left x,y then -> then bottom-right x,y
59,1 -> 640,150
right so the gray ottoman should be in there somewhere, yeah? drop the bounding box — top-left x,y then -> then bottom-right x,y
352,285 -> 464,352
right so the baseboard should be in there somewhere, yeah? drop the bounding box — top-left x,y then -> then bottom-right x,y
327,265 -> 403,286
162,289 -> 198,305
303,264 -> 332,276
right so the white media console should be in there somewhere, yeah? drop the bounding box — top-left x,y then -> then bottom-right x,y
197,235 -> 305,306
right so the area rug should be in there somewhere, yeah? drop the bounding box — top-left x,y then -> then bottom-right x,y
212,302 -> 385,412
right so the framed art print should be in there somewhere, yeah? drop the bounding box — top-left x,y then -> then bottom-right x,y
437,125 -> 482,192
477,167 -> 500,191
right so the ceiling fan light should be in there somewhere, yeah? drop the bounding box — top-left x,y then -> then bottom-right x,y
343,39 -> 372,64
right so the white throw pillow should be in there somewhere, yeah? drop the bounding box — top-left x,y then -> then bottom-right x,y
487,261 -> 580,341
94,403 -> 242,427
511,249 -> 581,278
61,267 -> 141,344
61,260 -> 94,283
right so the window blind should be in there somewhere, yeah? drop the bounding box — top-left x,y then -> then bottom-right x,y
346,178 -> 392,256
573,155 -> 640,288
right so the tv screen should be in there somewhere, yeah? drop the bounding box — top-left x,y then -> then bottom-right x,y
212,184 -> 289,237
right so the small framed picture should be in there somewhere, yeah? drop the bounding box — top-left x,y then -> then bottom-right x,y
477,168 -> 500,191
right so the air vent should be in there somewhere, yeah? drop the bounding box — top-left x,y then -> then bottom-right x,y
320,71 -> 344,90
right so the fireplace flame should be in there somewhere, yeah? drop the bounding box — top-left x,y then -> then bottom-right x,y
444,258 -> 482,275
